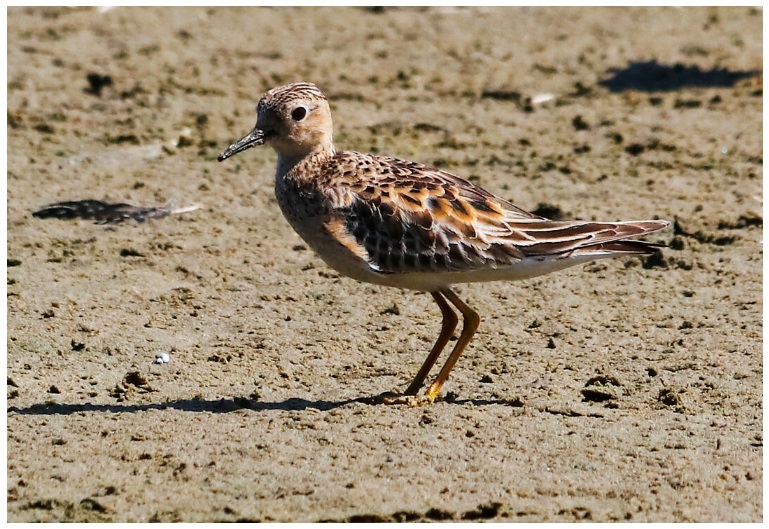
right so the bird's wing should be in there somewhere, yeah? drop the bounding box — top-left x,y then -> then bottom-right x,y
322,151 -> 666,274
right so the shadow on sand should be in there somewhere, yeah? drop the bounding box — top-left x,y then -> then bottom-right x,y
599,60 -> 760,92
7,395 -> 521,416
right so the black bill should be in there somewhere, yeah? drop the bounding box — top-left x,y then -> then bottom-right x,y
218,127 -> 265,161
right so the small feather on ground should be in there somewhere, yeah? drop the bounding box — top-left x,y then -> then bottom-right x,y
32,199 -> 200,224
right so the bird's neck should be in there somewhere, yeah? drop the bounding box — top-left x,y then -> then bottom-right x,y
276,145 -> 336,182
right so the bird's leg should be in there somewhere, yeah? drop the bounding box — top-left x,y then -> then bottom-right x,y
373,291 -> 457,405
379,288 -> 479,406
403,291 -> 458,395
421,288 -> 480,403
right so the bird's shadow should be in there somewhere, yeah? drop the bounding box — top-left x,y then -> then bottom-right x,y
599,60 -> 760,92
7,397 -> 354,416
7,395 -> 517,416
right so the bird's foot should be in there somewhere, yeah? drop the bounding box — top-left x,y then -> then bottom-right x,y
359,390 -> 438,407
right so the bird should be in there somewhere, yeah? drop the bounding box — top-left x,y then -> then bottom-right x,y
218,82 -> 669,406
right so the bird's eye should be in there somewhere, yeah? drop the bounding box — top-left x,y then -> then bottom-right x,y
291,106 -> 307,122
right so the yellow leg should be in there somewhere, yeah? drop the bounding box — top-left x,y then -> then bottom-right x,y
379,287 -> 480,406
422,288 -> 480,402
403,291 -> 458,395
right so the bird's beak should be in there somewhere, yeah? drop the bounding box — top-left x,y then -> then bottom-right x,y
217,127 -> 265,161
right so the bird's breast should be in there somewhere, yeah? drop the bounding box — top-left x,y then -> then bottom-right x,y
274,176 -> 384,283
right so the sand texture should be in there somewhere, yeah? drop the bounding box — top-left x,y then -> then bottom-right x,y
7,6 -> 762,522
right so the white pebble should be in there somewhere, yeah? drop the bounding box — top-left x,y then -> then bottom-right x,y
531,93 -> 556,105
154,353 -> 171,364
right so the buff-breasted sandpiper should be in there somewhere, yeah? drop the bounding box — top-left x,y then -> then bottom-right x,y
218,82 -> 669,406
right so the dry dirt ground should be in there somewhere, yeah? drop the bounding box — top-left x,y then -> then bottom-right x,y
6,6 -> 762,522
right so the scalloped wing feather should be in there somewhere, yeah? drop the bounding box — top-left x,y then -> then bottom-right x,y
320,151 -> 667,275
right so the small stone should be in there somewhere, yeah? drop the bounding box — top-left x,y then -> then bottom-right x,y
155,353 -> 171,364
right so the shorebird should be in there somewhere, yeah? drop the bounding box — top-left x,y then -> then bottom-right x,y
218,82 -> 669,405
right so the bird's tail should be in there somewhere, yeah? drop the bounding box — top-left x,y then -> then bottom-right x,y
571,239 -> 666,258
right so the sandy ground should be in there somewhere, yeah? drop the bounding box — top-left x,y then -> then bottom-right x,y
6,6 -> 762,522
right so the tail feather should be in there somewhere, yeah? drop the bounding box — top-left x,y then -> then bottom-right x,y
571,239 -> 665,257
515,219 -> 670,257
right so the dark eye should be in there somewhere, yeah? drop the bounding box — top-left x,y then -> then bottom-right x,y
291,106 -> 307,121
